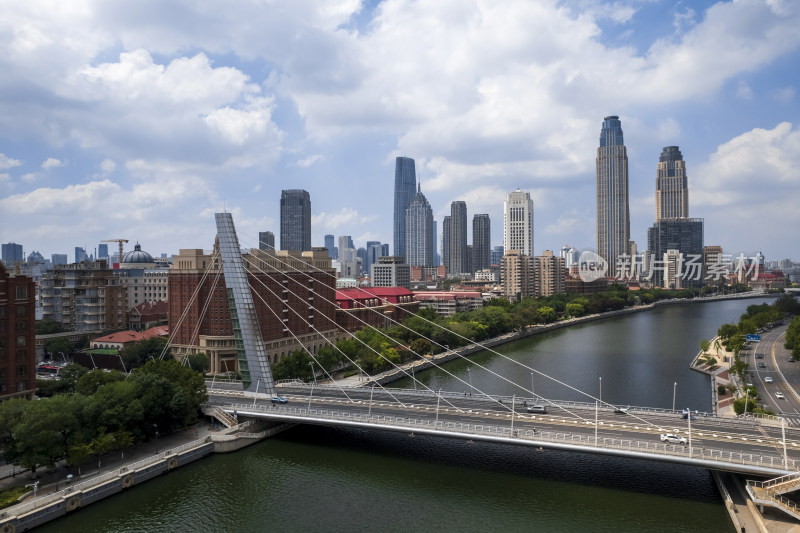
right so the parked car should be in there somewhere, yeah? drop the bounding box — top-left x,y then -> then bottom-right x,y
660,433 -> 688,445
776,392 -> 785,400
765,376 -> 774,383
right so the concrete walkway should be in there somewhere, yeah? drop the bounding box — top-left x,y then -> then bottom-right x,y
0,422 -> 215,501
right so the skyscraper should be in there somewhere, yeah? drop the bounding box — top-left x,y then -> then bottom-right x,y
441,216 -> 451,274
647,218 -> 704,287
503,189 -> 533,257
472,214 -> 491,273
447,201 -> 468,276
259,231 -> 275,251
655,146 -> 689,220
98,243 -> 109,260
324,234 -> 337,259
596,115 -> 630,277
393,157 -> 417,261
405,185 -> 434,267
75,246 -> 88,263
1,243 -> 23,265
280,189 -> 311,251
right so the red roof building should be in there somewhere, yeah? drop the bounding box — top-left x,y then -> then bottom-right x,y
335,287 -> 419,331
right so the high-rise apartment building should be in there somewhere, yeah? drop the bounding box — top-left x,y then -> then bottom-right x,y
501,250 -> 535,300
656,146 -> 689,220
535,250 -> 565,297
596,116 -> 630,278
702,245 -> 724,284
280,189 -> 312,251
447,201 -> 468,276
259,231 -> 275,251
393,156 -> 417,261
503,189 -> 533,257
405,185 -> 434,267
441,216 -> 451,275
472,214 -> 491,273
1,243 -> 23,266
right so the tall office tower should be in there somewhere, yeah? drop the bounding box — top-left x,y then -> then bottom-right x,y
324,234 -> 337,259
338,236 -> 356,262
433,220 -> 439,266
647,218 -> 704,287
356,248 -> 367,273
405,185 -> 434,267
280,189 -> 311,251
596,115 -> 630,278
259,231 -> 275,251
51,254 -> 68,266
75,246 -> 88,263
702,245 -> 724,284
655,146 -> 689,220
98,243 -> 109,260
472,214 -> 491,273
491,245 -> 504,266
447,201 -> 468,276
1,243 -> 23,265
393,156 -> 417,261
442,216 -> 451,274
503,189 -> 533,256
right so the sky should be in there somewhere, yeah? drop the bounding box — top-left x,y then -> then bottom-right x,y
1,0 -> 799,263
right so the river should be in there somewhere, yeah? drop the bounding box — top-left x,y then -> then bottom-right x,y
40,297 -> 774,533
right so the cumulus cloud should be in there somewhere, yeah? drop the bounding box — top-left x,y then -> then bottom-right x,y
0,154 -> 22,169
312,208 -> 376,232
100,159 -> 116,173
41,157 -> 65,169
737,80 -> 754,100
296,154 -> 323,167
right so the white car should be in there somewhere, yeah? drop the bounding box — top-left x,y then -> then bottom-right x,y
660,433 -> 688,445
765,376 -> 773,383
776,392 -> 785,399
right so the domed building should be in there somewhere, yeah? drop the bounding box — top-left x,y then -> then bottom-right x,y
117,243 -> 169,327
120,243 -> 155,269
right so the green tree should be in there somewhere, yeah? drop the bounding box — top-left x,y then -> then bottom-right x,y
59,363 -> 90,393
538,306 -> 557,323
36,319 -> 64,335
121,336 -> 171,370
699,339 -> 710,355
409,338 -> 432,357
75,369 -> 126,396
46,337 -> 71,358
186,352 -> 210,373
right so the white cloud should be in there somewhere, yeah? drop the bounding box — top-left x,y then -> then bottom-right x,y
0,153 -> 22,169
737,80 -> 753,100
312,208 -> 376,233
41,157 -> 65,169
297,154 -> 323,167
100,158 -> 116,173
21,173 -> 38,182
773,86 -> 795,104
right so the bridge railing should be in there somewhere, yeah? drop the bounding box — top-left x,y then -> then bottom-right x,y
226,403 -> 798,473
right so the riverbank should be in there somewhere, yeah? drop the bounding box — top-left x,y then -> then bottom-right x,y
355,290 -> 780,388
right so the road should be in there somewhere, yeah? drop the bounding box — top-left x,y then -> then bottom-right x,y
745,323 -> 800,423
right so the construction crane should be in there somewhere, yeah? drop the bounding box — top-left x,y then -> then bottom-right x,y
101,239 -> 129,263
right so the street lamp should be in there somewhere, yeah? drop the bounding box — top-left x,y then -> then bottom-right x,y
308,363 -> 315,415
530,372 -> 535,399
672,382 -> 677,413
467,368 -> 473,397
599,376 -> 602,403
309,361 -> 316,384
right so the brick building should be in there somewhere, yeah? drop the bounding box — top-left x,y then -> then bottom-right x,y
168,246 -> 340,374
335,287 -> 419,331
0,263 -> 37,400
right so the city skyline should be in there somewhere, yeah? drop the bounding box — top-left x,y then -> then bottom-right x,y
0,2 -> 798,260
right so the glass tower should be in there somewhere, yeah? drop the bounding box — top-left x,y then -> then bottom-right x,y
596,116 -> 630,278
447,201 -> 468,276
472,214 -> 491,273
393,157 -> 417,261
280,189 -> 311,251
405,185 -> 434,267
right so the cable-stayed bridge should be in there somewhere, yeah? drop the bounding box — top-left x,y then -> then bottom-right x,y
184,213 -> 800,518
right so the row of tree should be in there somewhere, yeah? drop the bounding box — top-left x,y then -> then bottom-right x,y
271,284 -> 739,381
0,360 -> 207,474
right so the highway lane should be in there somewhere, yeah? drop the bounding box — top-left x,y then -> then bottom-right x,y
747,323 -> 800,421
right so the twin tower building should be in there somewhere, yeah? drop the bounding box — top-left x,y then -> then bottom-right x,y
597,116 -> 701,284
393,157 -> 532,278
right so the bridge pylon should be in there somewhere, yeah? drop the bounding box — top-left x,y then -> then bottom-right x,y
215,212 -> 275,396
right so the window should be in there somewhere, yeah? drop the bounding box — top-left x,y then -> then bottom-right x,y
16,321 -> 26,331
15,286 -> 27,300
0,306 -> 4,318
16,336 -> 26,347
16,350 -> 26,362
16,305 -> 26,317
17,366 -> 25,377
